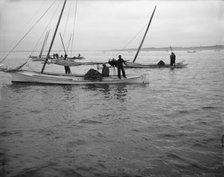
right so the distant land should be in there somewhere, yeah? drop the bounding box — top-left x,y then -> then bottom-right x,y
0,45 -> 223,53
112,45 -> 224,52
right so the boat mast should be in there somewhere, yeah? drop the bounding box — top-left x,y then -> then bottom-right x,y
133,6 -> 157,63
41,0 -> 67,73
59,33 -> 67,55
39,30 -> 50,58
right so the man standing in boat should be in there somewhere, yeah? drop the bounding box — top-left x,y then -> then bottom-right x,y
64,54 -> 71,74
170,52 -> 176,66
117,55 -> 126,79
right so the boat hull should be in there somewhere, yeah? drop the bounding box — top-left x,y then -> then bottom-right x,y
125,62 -> 187,69
9,71 -> 149,85
69,56 -> 85,60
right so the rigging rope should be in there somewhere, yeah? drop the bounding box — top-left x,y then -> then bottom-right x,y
121,24 -> 147,51
70,0 -> 78,56
112,9 -> 156,59
27,1 -> 62,66
64,0 -> 74,53
63,0 -> 72,37
0,0 -> 57,64
28,30 -> 50,64
57,0 -> 73,54
110,23 -> 147,59
29,0 -> 62,58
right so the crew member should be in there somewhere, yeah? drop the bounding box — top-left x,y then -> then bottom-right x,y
102,64 -> 109,77
64,54 -> 71,74
117,55 -> 126,79
170,52 -> 176,66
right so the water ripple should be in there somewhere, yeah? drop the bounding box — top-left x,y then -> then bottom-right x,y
0,50 -> 223,176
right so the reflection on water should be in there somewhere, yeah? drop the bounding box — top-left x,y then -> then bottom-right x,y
8,83 -> 35,93
114,85 -> 128,102
83,84 -> 128,102
62,85 -> 73,92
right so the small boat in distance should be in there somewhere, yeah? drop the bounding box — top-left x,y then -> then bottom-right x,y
30,54 -> 85,62
70,53 -> 85,60
51,53 -> 85,61
187,50 -> 196,53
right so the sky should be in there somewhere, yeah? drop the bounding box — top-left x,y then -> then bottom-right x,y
0,0 -> 223,51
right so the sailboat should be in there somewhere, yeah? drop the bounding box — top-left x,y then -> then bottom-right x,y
121,6 -> 187,69
1,0 -> 149,85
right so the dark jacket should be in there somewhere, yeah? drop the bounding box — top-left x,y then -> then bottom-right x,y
117,58 -> 125,68
102,65 -> 109,77
170,53 -> 176,66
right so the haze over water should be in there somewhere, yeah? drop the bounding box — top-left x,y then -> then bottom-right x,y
0,49 -> 224,176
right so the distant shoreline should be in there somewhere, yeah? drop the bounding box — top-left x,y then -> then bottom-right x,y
0,45 -> 223,53
111,45 -> 224,52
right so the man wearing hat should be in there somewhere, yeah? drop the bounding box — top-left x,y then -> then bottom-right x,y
117,55 -> 126,79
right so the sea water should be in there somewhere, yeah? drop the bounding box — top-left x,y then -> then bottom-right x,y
0,50 -> 224,177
